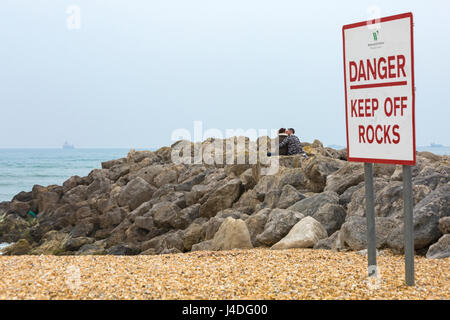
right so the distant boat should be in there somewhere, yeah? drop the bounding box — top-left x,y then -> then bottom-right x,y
429,142 -> 444,148
62,141 -> 75,149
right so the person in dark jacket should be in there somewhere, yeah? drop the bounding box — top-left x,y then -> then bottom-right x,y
277,128 -> 288,156
278,128 -> 306,156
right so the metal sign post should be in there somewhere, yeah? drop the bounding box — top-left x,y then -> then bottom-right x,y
403,165 -> 415,286
364,163 -> 377,278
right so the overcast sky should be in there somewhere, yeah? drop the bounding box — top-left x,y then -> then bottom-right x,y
1,0 -> 449,148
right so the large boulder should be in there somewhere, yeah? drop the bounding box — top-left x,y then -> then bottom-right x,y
170,204 -> 200,230
271,216 -> 327,249
149,201 -> 181,229
201,209 -> 248,240
141,230 -> 185,254
211,217 -> 253,251
32,185 -> 63,215
302,155 -> 345,192
191,239 -> 213,251
313,230 -> 341,250
118,177 -> 156,210
2,239 -> 32,255
346,180 -> 431,219
183,223 -> 204,251
276,185 -> 305,209
426,234 -> 450,259
256,209 -> 304,246
387,184 -> 450,252
6,201 -> 31,219
439,217 -> 450,234
340,216 -> 397,251
288,191 -> 339,217
324,162 -> 364,195
312,203 -> 346,236
199,179 -> 243,218
106,244 -> 140,255
0,214 -> 31,243
245,208 -> 271,246
63,236 -> 95,252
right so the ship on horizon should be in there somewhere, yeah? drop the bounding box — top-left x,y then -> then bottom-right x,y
429,142 -> 444,148
62,141 -> 75,149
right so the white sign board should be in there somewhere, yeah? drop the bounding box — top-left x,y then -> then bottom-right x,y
343,12 -> 415,165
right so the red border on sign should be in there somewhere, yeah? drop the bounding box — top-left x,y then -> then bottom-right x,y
342,12 -> 416,166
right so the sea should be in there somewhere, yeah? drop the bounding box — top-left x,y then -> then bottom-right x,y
0,148 -> 131,202
0,146 -> 449,203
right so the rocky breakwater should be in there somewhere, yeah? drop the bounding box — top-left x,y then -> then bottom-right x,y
0,137 -> 449,259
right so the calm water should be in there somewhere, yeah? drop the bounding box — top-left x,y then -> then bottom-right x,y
0,149 -> 131,202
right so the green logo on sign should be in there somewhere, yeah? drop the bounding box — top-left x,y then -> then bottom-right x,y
373,30 -> 379,41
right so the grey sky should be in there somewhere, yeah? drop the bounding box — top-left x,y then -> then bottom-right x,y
1,0 -> 449,148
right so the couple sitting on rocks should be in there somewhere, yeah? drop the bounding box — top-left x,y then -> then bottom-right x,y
268,127 -> 307,158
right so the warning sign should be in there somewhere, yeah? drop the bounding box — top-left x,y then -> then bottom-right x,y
343,12 -> 415,165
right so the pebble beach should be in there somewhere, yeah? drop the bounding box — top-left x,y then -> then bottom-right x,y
0,248 -> 448,300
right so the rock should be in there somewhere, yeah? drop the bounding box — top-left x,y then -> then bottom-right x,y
271,216 -> 327,249
183,223 -> 204,251
150,201 -> 181,229
107,164 -> 130,182
32,185 -> 62,215
77,241 -> 107,255
245,208 -> 271,246
199,179 -> 243,218
324,162 -> 364,195
118,177 -> 156,210
276,185 -> 305,209
202,209 -> 247,240
101,158 -> 126,169
0,215 -> 31,243
338,183 -> 363,208
134,215 -> 155,231
387,184 -> 450,252
63,237 -> 94,251
232,189 -> 261,214
175,172 -> 207,192
106,244 -> 140,255
340,216 -> 397,251
185,184 -> 215,206
312,203 -> 346,236
141,230 -> 184,254
29,231 -> 68,255
211,217 -> 253,251
240,168 -> 256,191
7,201 -> 31,218
256,209 -> 304,246
171,204 -> 200,230
2,239 -> 32,255
153,168 -> 178,188
288,191 -> 339,217
128,201 -> 153,222
426,234 -> 450,259
346,180 -> 430,219
99,207 -> 126,229
191,239 -> 213,251
302,155 -> 345,192
70,219 -> 94,238
313,231 -> 341,250
439,217 -> 450,234
12,191 -> 33,203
